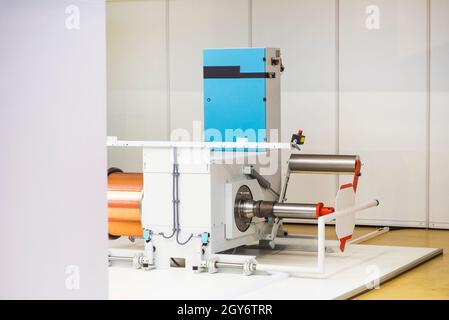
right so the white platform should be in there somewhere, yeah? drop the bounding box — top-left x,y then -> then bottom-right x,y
108,240 -> 441,300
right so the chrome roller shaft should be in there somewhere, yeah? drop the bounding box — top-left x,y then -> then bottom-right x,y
236,199 -> 318,220
288,154 -> 359,174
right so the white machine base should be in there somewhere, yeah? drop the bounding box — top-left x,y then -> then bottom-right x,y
108,240 -> 441,300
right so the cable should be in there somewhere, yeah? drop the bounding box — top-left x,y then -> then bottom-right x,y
169,147 -> 194,246
176,231 -> 193,246
268,187 -> 280,198
159,168 -> 177,239
160,229 -> 175,239
170,257 -> 181,267
246,166 -> 281,198
159,166 -> 177,239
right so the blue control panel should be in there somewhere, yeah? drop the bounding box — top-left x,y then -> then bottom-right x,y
203,48 -> 268,146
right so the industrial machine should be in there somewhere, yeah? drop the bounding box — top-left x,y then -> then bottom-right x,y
107,48 -> 379,276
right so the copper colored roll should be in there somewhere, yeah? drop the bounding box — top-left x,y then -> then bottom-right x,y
108,169 -> 143,238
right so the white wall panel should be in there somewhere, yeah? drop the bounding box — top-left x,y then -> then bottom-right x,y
169,0 -> 250,137
339,0 -> 428,226
0,0 -> 107,298
253,0 -> 338,205
429,0 -> 449,228
107,0 -> 168,172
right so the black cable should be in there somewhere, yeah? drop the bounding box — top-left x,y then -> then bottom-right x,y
170,258 -> 181,267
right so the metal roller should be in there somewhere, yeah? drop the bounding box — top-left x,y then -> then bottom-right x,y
235,197 -> 334,222
272,203 -> 317,219
288,154 -> 359,174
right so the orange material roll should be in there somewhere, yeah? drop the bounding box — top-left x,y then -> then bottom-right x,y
108,168 -> 143,238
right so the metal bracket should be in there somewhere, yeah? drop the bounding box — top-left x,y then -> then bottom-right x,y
256,218 -> 283,249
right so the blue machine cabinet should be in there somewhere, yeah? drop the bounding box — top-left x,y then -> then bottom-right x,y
203,48 -> 282,146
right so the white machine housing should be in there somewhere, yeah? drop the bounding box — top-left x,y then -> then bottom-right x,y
141,146 -> 277,270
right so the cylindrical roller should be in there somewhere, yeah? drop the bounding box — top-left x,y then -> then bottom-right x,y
215,262 -> 244,270
109,255 -> 133,262
236,199 -> 334,221
272,203 -> 317,219
108,169 -> 143,238
288,154 -> 359,174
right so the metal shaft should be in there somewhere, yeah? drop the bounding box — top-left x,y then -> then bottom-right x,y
237,200 -> 318,220
109,255 -> 133,262
215,262 -> 244,269
288,154 -> 358,174
272,203 -> 317,219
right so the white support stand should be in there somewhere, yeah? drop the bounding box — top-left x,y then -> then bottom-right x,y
254,200 -> 379,275
349,227 -> 390,244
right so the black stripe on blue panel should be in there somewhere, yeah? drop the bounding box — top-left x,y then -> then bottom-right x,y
203,66 -> 274,79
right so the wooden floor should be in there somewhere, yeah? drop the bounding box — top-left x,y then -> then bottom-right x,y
283,224 -> 449,300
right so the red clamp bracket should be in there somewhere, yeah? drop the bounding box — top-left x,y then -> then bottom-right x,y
339,235 -> 352,252
316,202 -> 335,218
339,159 -> 362,193
352,159 -> 362,192
337,159 -> 362,252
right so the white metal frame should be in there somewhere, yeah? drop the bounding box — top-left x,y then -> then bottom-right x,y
254,200 -> 379,275
107,136 -> 292,150
349,227 -> 390,245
